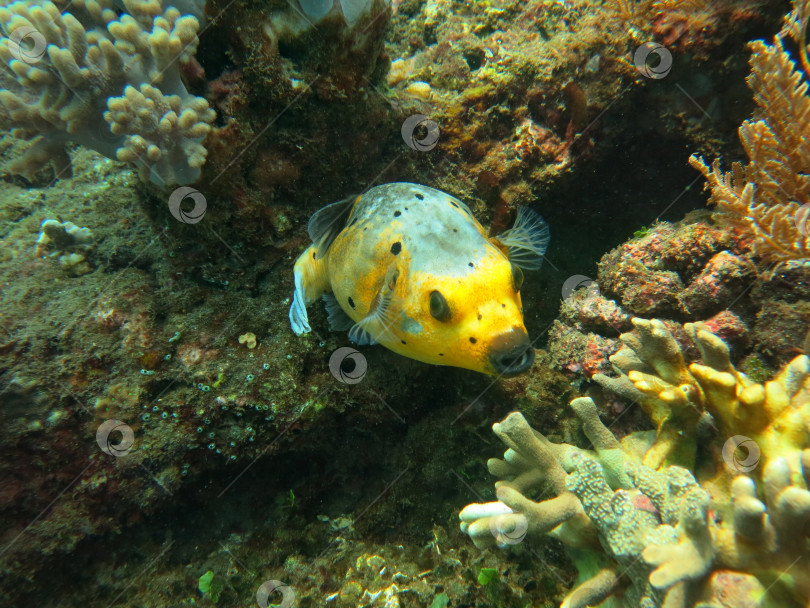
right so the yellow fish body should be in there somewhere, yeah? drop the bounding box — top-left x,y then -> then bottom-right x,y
289,183 -> 549,375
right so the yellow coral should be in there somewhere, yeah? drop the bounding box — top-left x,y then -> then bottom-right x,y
596,318 -> 810,484
464,317 -> 810,607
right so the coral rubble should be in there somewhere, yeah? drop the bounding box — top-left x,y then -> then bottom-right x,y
462,318 -> 810,608
0,0 -> 215,184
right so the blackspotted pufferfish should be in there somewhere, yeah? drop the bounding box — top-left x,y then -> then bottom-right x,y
289,183 -> 550,376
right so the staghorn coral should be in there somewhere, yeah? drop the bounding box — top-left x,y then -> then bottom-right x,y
0,0 -> 215,185
461,317 -> 810,608
690,0 -> 810,268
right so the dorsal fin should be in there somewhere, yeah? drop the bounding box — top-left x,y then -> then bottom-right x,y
307,195 -> 358,258
495,207 -> 550,270
348,263 -> 400,346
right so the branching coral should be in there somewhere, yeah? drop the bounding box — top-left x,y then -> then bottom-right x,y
461,317 -> 810,608
0,0 -> 215,185
690,0 -> 810,268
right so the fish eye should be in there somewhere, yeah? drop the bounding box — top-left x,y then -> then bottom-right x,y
429,290 -> 452,322
511,263 -> 524,291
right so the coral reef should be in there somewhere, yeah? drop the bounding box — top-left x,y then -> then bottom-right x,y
608,0 -> 764,56
548,217 -> 761,381
690,0 -> 810,268
0,0 -> 215,184
0,1 -> 797,607
461,317 -> 810,607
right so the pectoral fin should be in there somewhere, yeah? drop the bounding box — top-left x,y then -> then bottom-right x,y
495,207 -> 550,270
348,263 -> 401,346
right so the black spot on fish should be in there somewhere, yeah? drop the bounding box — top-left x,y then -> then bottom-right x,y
312,251 -> 316,259
469,337 -> 477,344
477,314 -> 482,320
502,303 -> 506,308
453,228 -> 458,233
439,353 -> 444,356
391,242 -> 402,255
348,217 -> 357,227
401,340 -> 406,345
404,207 -> 408,211
415,193 -> 424,200
468,262 -> 474,268
451,202 -> 459,208
394,210 -> 401,217
348,297 -> 356,309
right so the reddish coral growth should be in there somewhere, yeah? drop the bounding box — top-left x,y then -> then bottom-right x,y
208,70 -> 250,118
692,309 -> 750,354
598,221 -> 749,318
548,320 -> 621,378
678,251 -> 756,316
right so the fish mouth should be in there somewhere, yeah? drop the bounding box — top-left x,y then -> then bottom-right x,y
489,331 -> 535,376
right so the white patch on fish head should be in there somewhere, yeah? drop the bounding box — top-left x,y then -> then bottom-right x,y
355,182 -> 491,277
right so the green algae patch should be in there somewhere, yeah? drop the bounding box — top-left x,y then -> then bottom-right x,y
429,592 -> 449,608
477,567 -> 498,586
198,571 -> 224,603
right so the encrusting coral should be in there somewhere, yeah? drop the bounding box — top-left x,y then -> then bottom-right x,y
461,317 -> 810,608
0,0 -> 215,185
690,0 -> 810,269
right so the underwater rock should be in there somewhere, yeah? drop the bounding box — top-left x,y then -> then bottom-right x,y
597,221 -> 734,318
548,219 -> 764,379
